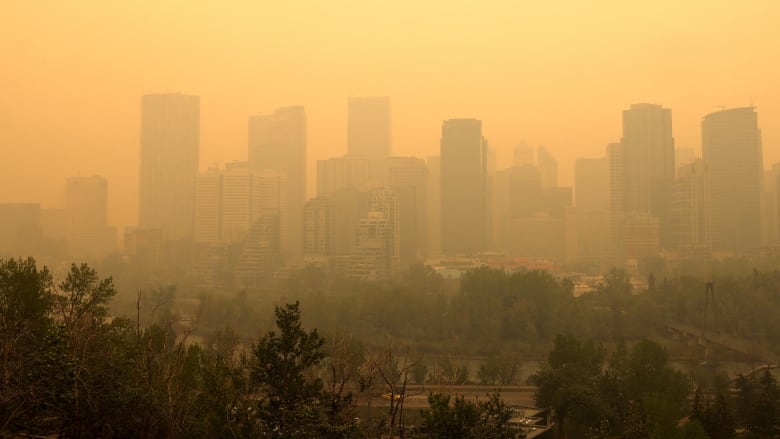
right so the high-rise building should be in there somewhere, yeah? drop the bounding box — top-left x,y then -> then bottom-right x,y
387,157 -> 429,264
537,146 -> 558,188
702,107 -> 763,252
608,104 -> 674,254
195,168 -> 222,244
347,97 -> 391,158
619,103 -> 675,247
221,163 -> 288,250
0,204 -> 41,256
669,159 -> 711,253
367,187 -> 400,274
65,175 -> 115,258
621,104 -> 675,213
248,106 -> 306,264
317,155 -> 377,196
303,196 -> 335,263
427,156 -> 442,256
331,188 -> 370,255
195,163 -> 287,251
575,157 -> 610,259
440,119 -> 488,254
139,93 -> 200,239
575,157 -> 609,213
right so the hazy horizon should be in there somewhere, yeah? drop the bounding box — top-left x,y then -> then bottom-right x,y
2,1 -> 779,229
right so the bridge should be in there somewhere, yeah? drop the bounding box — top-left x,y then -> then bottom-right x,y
665,322 -> 780,365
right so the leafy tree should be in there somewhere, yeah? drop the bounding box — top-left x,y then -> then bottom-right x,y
0,257 -> 54,431
741,368 -> 780,438
249,301 -> 356,438
421,392 -> 515,439
533,334 -> 609,437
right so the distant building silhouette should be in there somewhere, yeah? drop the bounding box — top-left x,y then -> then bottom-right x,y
0,204 -> 41,257
537,146 -> 558,188
139,93 -> 200,239
347,97 -> 391,159
702,107 -> 763,252
196,163 -> 287,246
195,168 -> 222,244
303,196 -> 335,265
620,103 -> 675,247
387,157 -> 429,264
426,156 -> 442,255
194,163 -> 287,285
248,106 -> 306,264
331,189 -> 398,281
440,119 -> 488,254
575,157 -> 610,259
65,175 -> 115,259
669,159 -> 711,254
316,155 -> 379,195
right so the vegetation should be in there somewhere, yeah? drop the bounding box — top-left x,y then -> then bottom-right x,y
3,256 -> 780,437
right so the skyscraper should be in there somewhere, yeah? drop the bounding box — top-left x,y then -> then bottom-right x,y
347,97 -> 391,158
65,175 -> 115,258
622,104 -> 675,212
248,106 -> 306,264
303,196 -> 335,263
139,93 -> 200,239
702,107 -> 763,251
195,168 -> 222,244
537,146 -> 558,188
669,160 -> 711,253
388,157 -> 429,264
613,104 -> 675,249
440,119 -> 488,254
575,157 -> 610,259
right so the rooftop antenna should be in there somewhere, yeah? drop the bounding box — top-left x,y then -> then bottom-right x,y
715,105 -> 726,112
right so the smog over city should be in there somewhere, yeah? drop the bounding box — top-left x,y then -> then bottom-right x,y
2,2 -> 780,438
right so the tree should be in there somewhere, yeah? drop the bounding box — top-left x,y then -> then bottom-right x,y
420,392 -> 515,439
0,257 -> 54,431
533,334 -> 609,438
249,301 -> 356,438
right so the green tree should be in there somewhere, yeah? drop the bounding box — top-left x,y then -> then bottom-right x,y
421,392 -> 515,439
532,334 -> 609,437
249,301 -> 356,438
0,257 -> 54,431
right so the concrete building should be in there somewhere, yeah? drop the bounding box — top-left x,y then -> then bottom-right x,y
669,160 -> 711,253
440,119 -> 488,255
65,175 -> 115,258
0,203 -> 41,257
195,168 -> 222,244
537,146 -> 558,188
388,157 -> 429,264
702,107 -> 763,252
139,93 -> 200,239
316,155 -> 378,196
575,157 -> 610,259
248,106 -> 306,263
608,104 -> 675,251
303,196 -> 335,264
427,156 -> 442,255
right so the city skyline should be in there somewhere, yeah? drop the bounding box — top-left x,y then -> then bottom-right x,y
3,2 -> 780,229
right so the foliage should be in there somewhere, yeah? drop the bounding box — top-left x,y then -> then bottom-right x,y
420,392 -> 515,439
249,301 -> 357,438
533,335 -> 692,439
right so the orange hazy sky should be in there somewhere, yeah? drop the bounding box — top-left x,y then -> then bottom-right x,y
1,1 -> 779,229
